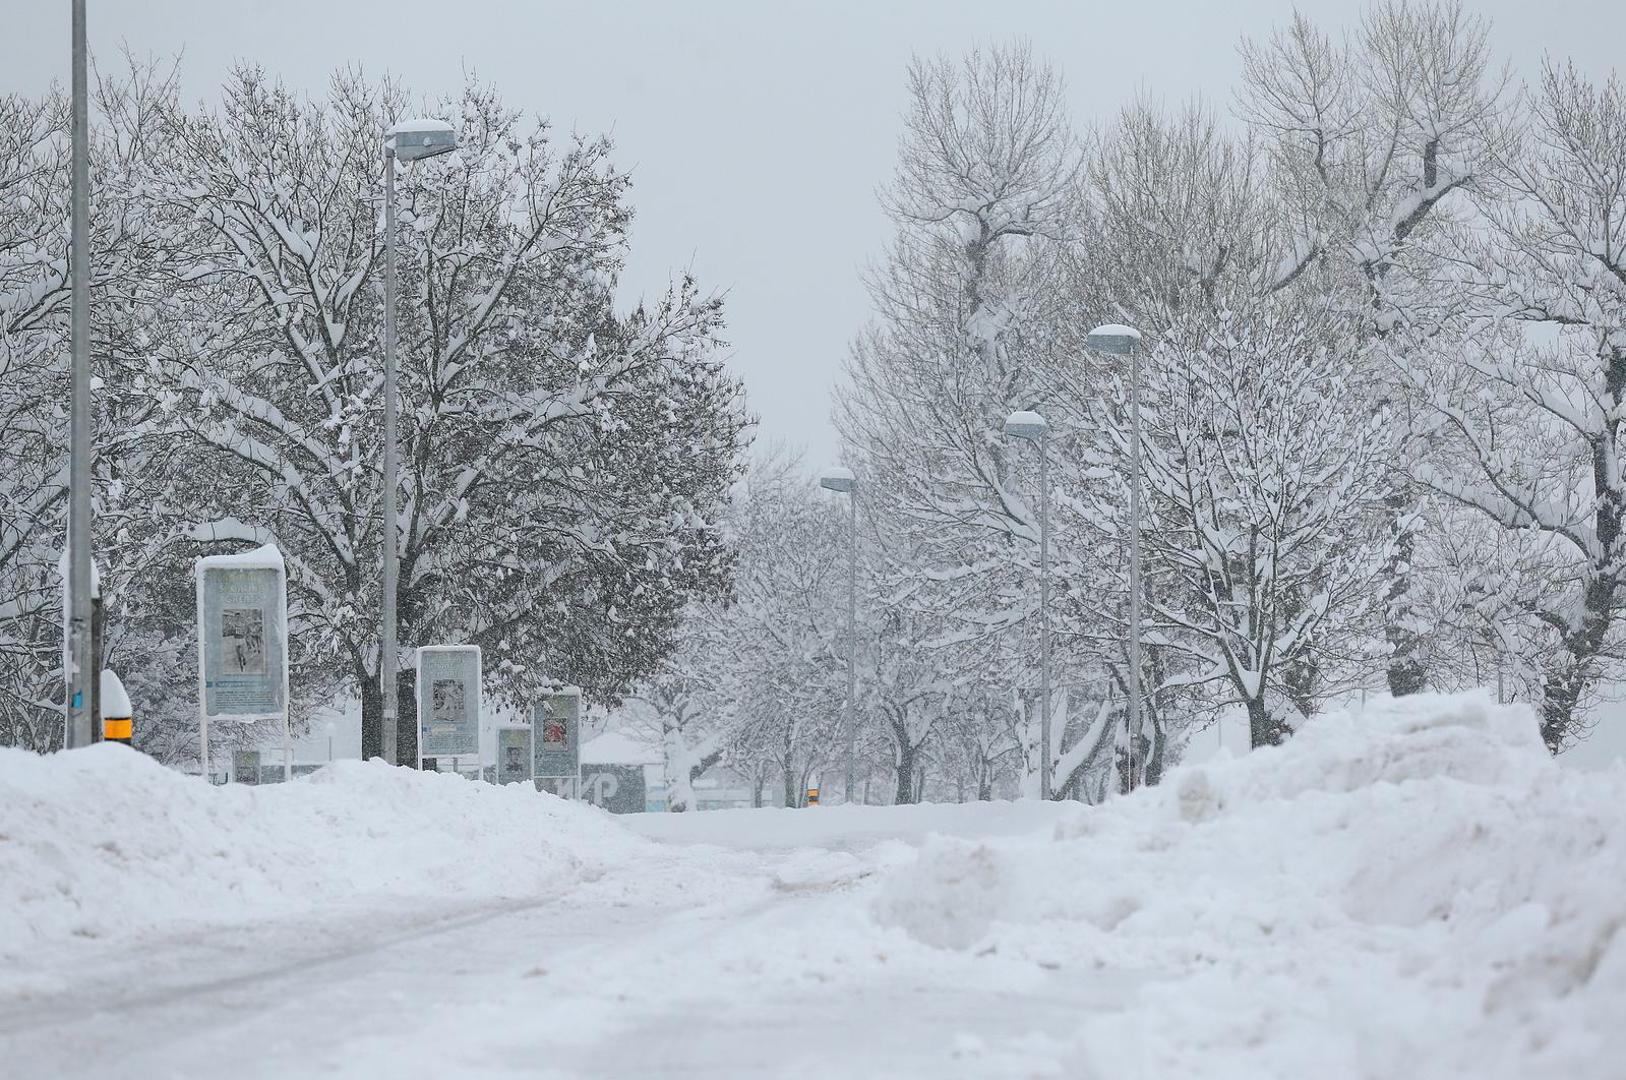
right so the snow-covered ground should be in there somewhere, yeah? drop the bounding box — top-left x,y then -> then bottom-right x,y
2,692 -> 1621,1078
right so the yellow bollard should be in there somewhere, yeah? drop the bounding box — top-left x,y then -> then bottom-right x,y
100,669 -> 133,746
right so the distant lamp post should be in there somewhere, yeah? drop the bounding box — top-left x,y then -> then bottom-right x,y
380,119 -> 457,766
325,720 -> 337,762
1086,323 -> 1145,790
1003,410 -> 1053,800
820,467 -> 859,804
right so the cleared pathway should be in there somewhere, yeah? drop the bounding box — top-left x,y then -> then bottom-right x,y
0,802 -> 1095,1079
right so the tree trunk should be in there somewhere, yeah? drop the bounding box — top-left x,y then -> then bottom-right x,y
893,739 -> 919,805
397,667 -> 418,766
1283,656 -> 1319,720
359,670 -> 383,761
1383,489 -> 1428,697
1539,570 -> 1619,752
1247,695 -> 1289,749
1144,710 -> 1168,787
360,666 -> 419,765
1538,390 -> 1626,751
1541,662 -> 1590,753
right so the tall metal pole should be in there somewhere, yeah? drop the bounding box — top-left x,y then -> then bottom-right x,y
1127,340 -> 1144,790
65,0 -> 94,751
1038,433 -> 1052,800
843,488 -> 857,804
380,146 -> 400,766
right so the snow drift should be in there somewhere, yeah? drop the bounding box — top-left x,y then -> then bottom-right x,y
2,692 -> 1621,1078
0,748 -> 637,955
870,692 -> 1625,1077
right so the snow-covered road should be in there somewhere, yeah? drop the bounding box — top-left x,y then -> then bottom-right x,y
4,693 -> 1623,1079
2,803 -> 1090,1079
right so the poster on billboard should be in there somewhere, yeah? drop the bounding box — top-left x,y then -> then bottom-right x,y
496,725 -> 534,785
196,549 -> 287,722
233,749 -> 261,785
532,688 -> 580,779
196,545 -> 291,781
416,645 -> 481,760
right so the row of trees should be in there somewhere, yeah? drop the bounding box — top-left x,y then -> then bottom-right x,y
648,1 -> 1625,804
0,62 -> 750,761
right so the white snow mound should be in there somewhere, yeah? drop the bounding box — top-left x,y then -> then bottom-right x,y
0,746 -> 638,954
870,691 -> 1626,1077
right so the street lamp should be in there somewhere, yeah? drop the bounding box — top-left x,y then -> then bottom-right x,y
1086,323 -> 1144,790
325,720 -> 337,762
819,467 -> 859,804
64,0 -> 94,751
1003,410 -> 1053,800
380,119 -> 457,766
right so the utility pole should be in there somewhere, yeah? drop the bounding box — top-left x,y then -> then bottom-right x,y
65,0 -> 94,751
1086,324 -> 1145,791
1038,428 -> 1052,799
381,140 -> 400,766
379,119 -> 457,765
819,467 -> 859,803
844,487 -> 857,802
1127,336 -> 1143,789
1002,410 -> 1052,798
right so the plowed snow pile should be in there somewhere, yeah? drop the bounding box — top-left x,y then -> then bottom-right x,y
1,692 -> 1622,1078
866,692 -> 1626,1077
0,748 -> 637,955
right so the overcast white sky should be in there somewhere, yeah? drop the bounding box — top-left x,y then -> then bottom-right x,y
7,0 -> 1620,464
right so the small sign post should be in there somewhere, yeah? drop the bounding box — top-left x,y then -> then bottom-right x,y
416,645 -> 481,771
580,763 -> 647,814
532,688 -> 581,796
196,546 -> 290,784
496,725 -> 534,786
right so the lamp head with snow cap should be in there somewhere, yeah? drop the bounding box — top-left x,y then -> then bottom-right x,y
1086,323 -> 1143,356
385,119 -> 458,162
1003,409 -> 1048,441
819,467 -> 857,494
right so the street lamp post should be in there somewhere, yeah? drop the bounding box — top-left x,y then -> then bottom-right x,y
64,0 -> 94,751
1086,324 -> 1144,790
380,119 -> 457,766
1003,410 -> 1052,800
820,467 -> 858,804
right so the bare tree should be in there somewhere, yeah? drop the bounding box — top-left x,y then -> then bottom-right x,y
1237,1 -> 1512,699
839,43 -> 1098,796
1097,294 -> 1388,747
1405,63 -> 1626,750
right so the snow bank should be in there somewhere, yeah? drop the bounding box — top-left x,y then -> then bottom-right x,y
6,692 -> 1622,1078
0,746 -> 637,954
870,692 -> 1626,1077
